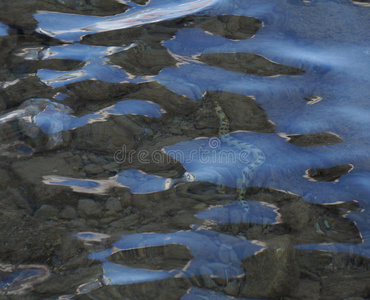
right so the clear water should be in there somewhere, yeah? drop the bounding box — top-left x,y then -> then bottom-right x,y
0,0 -> 370,299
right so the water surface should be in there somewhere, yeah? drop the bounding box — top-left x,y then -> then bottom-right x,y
0,0 -> 369,299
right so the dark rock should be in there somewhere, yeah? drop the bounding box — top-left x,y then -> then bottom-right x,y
77,199 -> 103,219
34,204 -> 59,220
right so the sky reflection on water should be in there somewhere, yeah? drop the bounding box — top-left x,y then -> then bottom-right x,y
33,0 -> 370,262
0,0 -> 369,297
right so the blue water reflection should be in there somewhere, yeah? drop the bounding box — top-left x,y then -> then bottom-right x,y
0,22 -> 8,36
18,0 -> 370,296
34,99 -> 163,133
37,44 -> 129,87
89,229 -> 263,285
44,169 -> 171,194
35,0 -> 227,41
196,201 -> 279,225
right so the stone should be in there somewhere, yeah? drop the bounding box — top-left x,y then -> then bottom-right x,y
105,197 -> 122,213
0,168 -> 11,189
102,162 -> 119,171
34,204 -> 59,220
84,164 -> 104,175
120,192 -> 132,207
60,206 -> 77,220
11,153 -> 77,186
77,199 -> 103,219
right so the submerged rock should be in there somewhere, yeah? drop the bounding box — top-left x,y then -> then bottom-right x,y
0,98 -> 73,157
77,199 -> 103,219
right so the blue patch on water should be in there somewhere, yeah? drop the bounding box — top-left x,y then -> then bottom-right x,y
0,269 -> 41,289
196,201 -> 278,224
89,229 -> 264,285
0,22 -> 8,36
35,0 -> 227,41
32,99 -> 163,134
49,178 -> 100,189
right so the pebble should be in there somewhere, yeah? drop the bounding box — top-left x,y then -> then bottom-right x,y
77,199 -> 103,219
67,219 -> 87,230
87,153 -> 100,164
105,197 -> 122,217
200,266 -> 218,289
60,206 -> 77,220
84,164 -> 104,175
120,192 -> 132,207
122,206 -> 133,216
141,217 -> 156,225
86,219 -> 99,227
34,204 -> 59,220
102,162 -> 119,171
0,168 -> 11,189
223,279 -> 240,296
101,216 -> 118,224
0,99 -> 6,111
193,203 -> 207,210
61,152 -> 73,158
110,214 -> 139,228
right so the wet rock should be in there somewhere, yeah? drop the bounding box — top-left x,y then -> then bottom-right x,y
109,41 -> 177,76
66,154 -> 84,171
86,219 -> 100,227
0,98 -> 6,111
11,153 -> 78,186
35,264 -> 103,298
84,164 -> 104,175
101,216 -> 118,224
66,219 -> 87,230
141,217 -> 156,225
241,236 -> 298,299
81,26 -> 144,46
66,80 -> 137,104
131,0 -> 150,5
305,164 -> 353,182
205,91 -> 275,133
279,198 -> 310,231
86,153 -> 103,164
199,53 -> 305,76
132,135 -> 187,176
77,199 -> 103,219
34,204 -> 59,220
196,15 -> 262,40
60,205 -> 77,220
0,188 -> 32,214
244,188 -> 361,245
126,81 -> 197,116
102,162 -> 119,171
290,278 -> 321,300
1,76 -> 54,109
287,132 -> 343,146
295,250 -> 370,300
105,197 -> 122,217
86,277 -> 188,300
110,213 -> 139,229
119,191 -> 133,207
0,213 -> 65,263
73,115 -> 146,154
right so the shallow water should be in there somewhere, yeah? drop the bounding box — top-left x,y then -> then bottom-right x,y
0,0 -> 370,299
